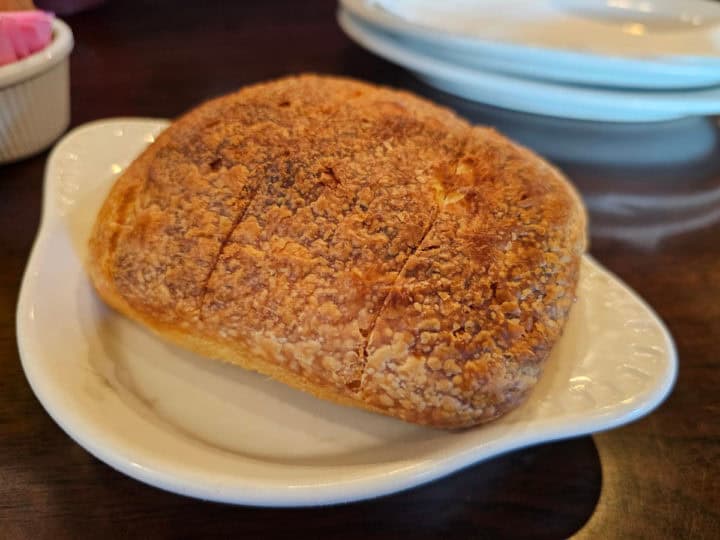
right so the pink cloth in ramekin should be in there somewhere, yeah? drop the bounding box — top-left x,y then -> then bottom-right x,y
0,11 -> 54,67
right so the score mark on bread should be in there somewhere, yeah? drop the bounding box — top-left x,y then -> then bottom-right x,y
88,75 -> 586,428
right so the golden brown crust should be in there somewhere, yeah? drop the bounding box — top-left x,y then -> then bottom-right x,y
87,74 -> 586,428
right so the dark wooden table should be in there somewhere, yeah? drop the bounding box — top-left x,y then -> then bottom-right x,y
2,1 -> 719,538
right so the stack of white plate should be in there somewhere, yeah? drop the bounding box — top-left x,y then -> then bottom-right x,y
338,0 -> 720,122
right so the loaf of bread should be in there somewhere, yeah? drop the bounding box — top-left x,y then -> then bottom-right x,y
88,75 -> 586,428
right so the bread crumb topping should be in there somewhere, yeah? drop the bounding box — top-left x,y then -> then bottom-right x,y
88,75 -> 586,428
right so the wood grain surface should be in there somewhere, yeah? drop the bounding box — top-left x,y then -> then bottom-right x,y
1,1 -> 718,538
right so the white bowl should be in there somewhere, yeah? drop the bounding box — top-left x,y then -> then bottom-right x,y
0,18 -> 74,164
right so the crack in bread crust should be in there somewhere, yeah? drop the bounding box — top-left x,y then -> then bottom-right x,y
356,133 -> 476,390
198,167 -> 263,321
357,201 -> 440,385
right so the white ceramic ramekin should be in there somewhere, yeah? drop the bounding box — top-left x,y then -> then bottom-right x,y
0,18 -> 73,164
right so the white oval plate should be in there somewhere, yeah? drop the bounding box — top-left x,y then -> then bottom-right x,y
339,10 -> 720,122
17,119 -> 677,506
342,0 -> 720,89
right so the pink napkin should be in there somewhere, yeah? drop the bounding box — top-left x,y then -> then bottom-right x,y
0,11 -> 54,67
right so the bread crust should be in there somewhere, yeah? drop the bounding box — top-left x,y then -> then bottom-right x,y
88,74 -> 586,428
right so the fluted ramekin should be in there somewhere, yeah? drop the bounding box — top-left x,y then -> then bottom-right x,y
0,18 -> 73,164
